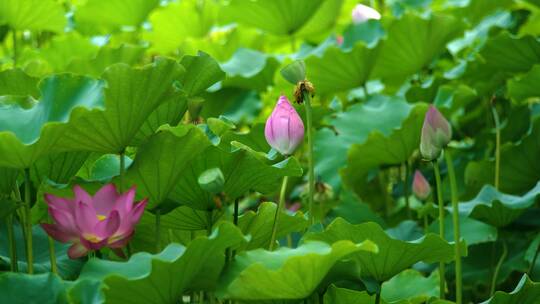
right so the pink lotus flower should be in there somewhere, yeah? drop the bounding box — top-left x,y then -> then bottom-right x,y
412,170 -> 431,200
264,95 -> 305,156
420,105 -> 452,160
352,4 -> 381,23
41,184 -> 147,259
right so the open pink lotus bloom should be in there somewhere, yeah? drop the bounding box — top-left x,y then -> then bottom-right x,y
41,184 -> 147,259
264,95 -> 305,156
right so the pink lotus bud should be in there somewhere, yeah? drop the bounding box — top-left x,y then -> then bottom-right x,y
412,170 -> 431,200
351,4 -> 381,24
336,35 -> 344,46
264,95 -> 305,156
420,105 -> 452,160
41,184 -> 147,259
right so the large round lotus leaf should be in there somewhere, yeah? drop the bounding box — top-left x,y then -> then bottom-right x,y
303,218 -> 466,282
0,74 -> 104,168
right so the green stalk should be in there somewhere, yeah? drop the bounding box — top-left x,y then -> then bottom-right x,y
23,169 -> 33,274
490,241 -> 508,296
491,106 -> 501,190
404,162 -> 411,219
6,214 -> 18,272
119,152 -> 125,191
155,209 -> 161,253
303,91 -> 315,226
445,151 -> 462,304
12,29 -> 17,67
528,243 -> 540,276
207,210 -> 213,236
374,289 -> 381,304
433,161 -> 445,299
47,234 -> 58,274
269,176 -> 289,251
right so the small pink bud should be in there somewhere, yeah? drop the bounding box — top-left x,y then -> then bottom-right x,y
336,35 -> 344,46
412,170 -> 431,200
264,95 -> 305,156
420,105 -> 452,160
351,4 -> 381,24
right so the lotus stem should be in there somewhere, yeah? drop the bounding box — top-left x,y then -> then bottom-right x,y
269,176 -> 289,251
491,105 -> 501,190
207,210 -> 213,236
528,242 -> 540,276
155,208 -> 161,253
119,152 -> 125,191
233,198 -> 239,226
374,289 -> 381,304
12,29 -> 17,67
433,160 -> 445,299
23,169 -> 33,274
490,241 -> 508,296
6,214 -> 18,272
47,233 -> 58,274
404,162 -> 411,219
445,151 -> 462,304
303,91 -> 315,226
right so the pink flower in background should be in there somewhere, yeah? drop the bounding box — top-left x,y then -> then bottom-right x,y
265,95 -> 305,156
351,4 -> 381,23
41,184 -> 147,259
420,105 -> 452,160
412,170 -> 431,200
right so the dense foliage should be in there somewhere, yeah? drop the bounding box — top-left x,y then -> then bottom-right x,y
0,0 -> 540,303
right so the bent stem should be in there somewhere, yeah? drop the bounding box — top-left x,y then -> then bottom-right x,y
445,151 -> 462,304
269,176 -> 289,251
433,160 -> 445,299
404,162 -> 411,219
491,105 -> 501,190
23,169 -> 33,274
119,152 -> 126,191
490,241 -> 508,296
155,209 -> 161,253
47,234 -> 58,274
6,214 -> 18,272
303,91 -> 315,226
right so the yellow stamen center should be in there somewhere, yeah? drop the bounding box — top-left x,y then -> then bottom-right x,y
96,214 -> 107,221
83,233 -> 103,243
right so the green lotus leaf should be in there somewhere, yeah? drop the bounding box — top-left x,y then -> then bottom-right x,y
0,167 -> 18,195
217,240 -> 378,301
428,214 -> 498,245
465,120 -> 540,195
221,48 -> 279,91
67,45 -> 146,78
142,205 -> 223,231
372,14 -> 464,85
122,125 -> 212,209
25,34 -> 98,73
0,74 -> 104,168
31,152 -> 90,185
323,269 -> 440,304
0,224 -> 83,279
303,218 -> 465,282
238,201 -> 308,250
144,0 -> 218,54
507,65 -> 540,104
170,142 -> 302,210
180,51 -> 225,98
480,275 -> 540,304
0,68 -> 39,97
74,0 -> 160,35
0,272 -> 67,303
342,104 -> 428,198
0,0 -> 66,32
77,154 -> 133,183
55,58 -> 184,153
70,222 -> 247,303
305,42 -> 379,95
479,33 -> 540,73
457,182 -> 540,227
220,0 -> 328,37
315,95 -> 412,189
